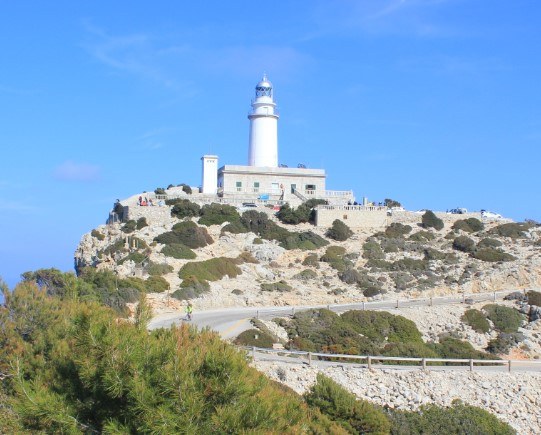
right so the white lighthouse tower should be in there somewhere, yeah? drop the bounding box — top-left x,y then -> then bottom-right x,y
247,74 -> 279,167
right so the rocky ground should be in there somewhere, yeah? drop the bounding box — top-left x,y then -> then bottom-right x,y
253,360 -> 541,434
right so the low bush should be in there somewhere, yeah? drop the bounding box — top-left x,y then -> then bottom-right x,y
253,237 -> 263,244
180,183 -> 192,194
472,248 -> 515,262
280,231 -> 329,251
154,187 -> 166,195
424,248 -> 456,263
421,210 -> 444,231
302,253 -> 319,267
171,276 -> 211,300
409,230 -> 436,242
385,223 -> 412,238
461,309 -> 490,333
452,218 -> 484,233
145,276 -> 170,293
121,220 -> 137,233
321,246 -> 352,272
305,374 -> 391,434
91,229 -> 105,241
489,222 -> 532,239
380,237 -> 406,253
326,219 -> 353,241
169,200 -> 200,219
234,329 -> 276,348
527,290 -> 541,306
155,221 -> 213,249
452,236 -> 476,253
477,237 -> 502,249
483,304 -> 524,333
362,241 -> 384,260
234,251 -> 259,264
198,203 -> 240,226
390,258 -> 428,272
487,332 -> 525,354
146,261 -> 174,276
118,252 -> 146,265
160,243 -> 196,260
390,271 -> 415,291
179,257 -> 241,282
136,217 -> 148,229
293,269 -> 318,280
363,286 -> 383,297
384,198 -> 401,208
431,337 -> 494,360
260,280 -> 292,292
276,199 -> 327,225
387,400 -> 515,434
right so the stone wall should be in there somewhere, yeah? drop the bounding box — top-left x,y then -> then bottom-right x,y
316,206 -> 389,228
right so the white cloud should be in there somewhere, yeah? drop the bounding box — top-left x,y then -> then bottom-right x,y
53,160 -> 100,182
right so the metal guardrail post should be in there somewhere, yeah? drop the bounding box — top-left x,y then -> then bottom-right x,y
396,300 -> 399,309
469,359 -> 474,372
422,358 -> 426,370
308,352 -> 312,366
463,293 -> 466,303
292,307 -> 295,316
429,297 -> 433,307
252,346 -> 256,361
327,304 -> 330,310
493,292 -> 497,302
362,302 -> 365,310
256,310 -> 259,319
367,356 -> 372,370
508,360 -> 512,373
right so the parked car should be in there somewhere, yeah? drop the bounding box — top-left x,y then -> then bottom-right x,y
481,209 -> 503,219
448,208 -> 467,214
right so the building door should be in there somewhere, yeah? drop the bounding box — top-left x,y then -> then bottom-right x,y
290,184 -> 296,193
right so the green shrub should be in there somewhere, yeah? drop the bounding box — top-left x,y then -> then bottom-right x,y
452,236 -> 476,253
281,231 -> 329,251
421,211 -> 444,231
198,203 -> 240,226
390,258 -> 428,272
462,309 -> 490,333
155,221 -> 213,249
136,217 -> 148,229
234,251 -> 259,265
487,332 -> 525,354
362,241 -> 384,260
489,222 -> 531,239
121,220 -> 137,233
253,237 -> 263,244
477,237 -> 502,248
172,276 -> 211,300
91,229 -> 105,241
146,262 -> 174,276
387,400 -> 515,435
160,243 -> 196,260
384,198 -> 401,208
260,280 -> 292,292
431,337 -> 494,360
232,289 -> 243,295
363,286 -> 383,297
293,269 -> 318,280
384,223 -> 412,238
145,276 -> 170,293
302,253 -> 319,267
326,219 -> 354,241
180,183 -> 192,194
473,248 -> 515,262
154,187 -> 166,195
234,329 -> 276,348
380,237 -> 405,253
276,199 -> 326,225
483,304 -> 524,333
409,230 -> 436,242
424,248 -> 456,263
179,257 -> 241,282
527,290 -> 541,306
170,200 -> 200,219
452,218 -> 484,233
221,220 -> 249,234
321,246 -> 352,271
381,342 -> 439,360
305,374 -> 391,434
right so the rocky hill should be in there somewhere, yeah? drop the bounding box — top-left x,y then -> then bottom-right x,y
75,190 -> 541,315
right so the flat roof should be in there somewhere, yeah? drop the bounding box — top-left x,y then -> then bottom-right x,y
218,165 -> 325,177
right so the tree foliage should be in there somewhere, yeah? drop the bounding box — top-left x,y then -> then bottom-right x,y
326,219 -> 354,241
421,211 -> 444,231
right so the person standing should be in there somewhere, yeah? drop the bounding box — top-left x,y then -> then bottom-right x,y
185,302 -> 193,321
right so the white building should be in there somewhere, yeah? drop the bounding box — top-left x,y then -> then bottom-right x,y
202,75 -> 353,205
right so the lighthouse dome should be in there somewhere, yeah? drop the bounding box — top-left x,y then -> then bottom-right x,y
255,74 -> 273,98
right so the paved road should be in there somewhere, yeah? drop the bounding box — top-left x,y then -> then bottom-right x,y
148,288 -> 537,340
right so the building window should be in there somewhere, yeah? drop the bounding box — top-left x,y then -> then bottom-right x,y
305,184 -> 316,194
236,181 -> 242,192
343,214 -> 348,220
253,182 -> 260,193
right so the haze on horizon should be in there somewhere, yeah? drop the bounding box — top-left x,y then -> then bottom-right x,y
1,0 -> 540,288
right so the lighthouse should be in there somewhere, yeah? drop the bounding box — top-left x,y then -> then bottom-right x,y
247,74 -> 279,167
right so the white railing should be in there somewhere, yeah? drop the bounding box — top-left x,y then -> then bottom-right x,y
322,190 -> 354,197
243,346 -> 540,372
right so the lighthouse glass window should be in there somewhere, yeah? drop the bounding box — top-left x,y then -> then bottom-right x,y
256,86 -> 272,97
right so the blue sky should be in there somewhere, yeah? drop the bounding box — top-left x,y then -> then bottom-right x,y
1,0 -> 540,289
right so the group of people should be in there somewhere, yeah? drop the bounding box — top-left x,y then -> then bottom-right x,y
138,196 -> 157,207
